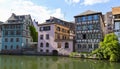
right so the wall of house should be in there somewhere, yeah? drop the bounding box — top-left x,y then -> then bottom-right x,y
38,24 -> 74,55
75,13 -> 103,52
38,24 -> 57,53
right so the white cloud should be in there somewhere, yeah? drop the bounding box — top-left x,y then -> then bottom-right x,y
65,0 -> 80,4
65,0 -> 110,5
0,0 -> 7,3
81,0 -> 110,5
0,0 -> 64,23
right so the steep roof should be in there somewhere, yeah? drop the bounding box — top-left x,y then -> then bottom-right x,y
0,21 -> 3,24
7,13 -> 32,21
74,10 -> 101,17
8,13 -> 18,20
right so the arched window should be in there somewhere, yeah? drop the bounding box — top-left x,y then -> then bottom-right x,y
40,43 -> 43,47
65,42 -> 69,48
46,43 -> 49,47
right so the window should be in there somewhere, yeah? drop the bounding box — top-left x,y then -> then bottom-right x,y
75,18 -> 78,22
88,44 -> 92,48
94,34 -> 98,39
26,39 -> 28,43
67,30 -> 69,33
46,34 -> 49,39
98,34 -> 101,38
43,26 -> 51,31
57,43 -> 61,48
11,45 -> 13,49
57,34 -> 60,39
10,31 -> 14,35
10,38 -> 13,42
78,44 -> 81,48
83,34 -> 86,39
46,49 -> 49,53
5,45 -> 7,49
40,43 -> 43,47
77,25 -> 81,31
16,45 -> 19,49
92,34 -> 94,39
16,25 -> 21,29
94,15 -> 99,20
5,31 -> 8,35
88,16 -> 92,21
82,25 -> 87,30
10,25 -> 15,29
39,27 -> 43,31
62,29 -> 64,32
83,44 -> 86,48
5,38 -> 8,42
26,26 -> 28,30
16,38 -> 19,42
57,27 -> 60,31
77,34 -> 81,39
4,25 -> 9,29
94,44 -> 98,49
65,42 -> 69,48
46,43 -> 49,47
89,25 -> 93,30
78,17 -> 81,22
82,16 -> 86,21
16,31 -> 21,35
40,35 -> 43,40
76,17 -> 81,23
40,49 -> 43,52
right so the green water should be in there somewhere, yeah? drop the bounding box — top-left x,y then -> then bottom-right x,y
0,55 -> 120,69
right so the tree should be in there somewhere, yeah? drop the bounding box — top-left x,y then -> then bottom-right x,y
92,33 -> 120,62
29,26 -> 38,42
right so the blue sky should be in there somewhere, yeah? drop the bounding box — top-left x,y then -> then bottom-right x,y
0,0 -> 119,23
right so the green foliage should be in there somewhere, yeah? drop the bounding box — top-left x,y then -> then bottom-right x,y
69,52 -> 78,57
29,26 -> 38,42
92,33 -> 120,62
92,48 -> 104,59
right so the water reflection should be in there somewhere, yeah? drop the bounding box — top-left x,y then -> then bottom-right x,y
0,55 -> 119,69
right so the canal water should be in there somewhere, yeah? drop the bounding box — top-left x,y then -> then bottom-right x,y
0,55 -> 120,69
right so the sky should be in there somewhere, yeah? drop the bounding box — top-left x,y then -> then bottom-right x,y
0,0 -> 120,23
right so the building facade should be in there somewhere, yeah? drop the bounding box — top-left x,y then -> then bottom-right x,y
38,23 -> 74,55
0,21 -> 3,52
74,10 -> 105,52
112,6 -> 120,42
1,13 -> 33,54
104,12 -> 113,34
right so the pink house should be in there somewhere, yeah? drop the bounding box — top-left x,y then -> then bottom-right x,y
38,23 -> 74,56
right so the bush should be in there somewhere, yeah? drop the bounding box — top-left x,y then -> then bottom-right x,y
69,52 -> 78,57
92,33 -> 120,62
